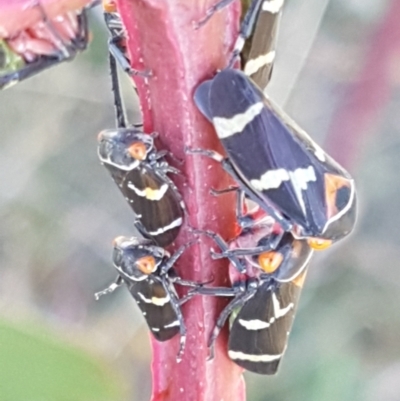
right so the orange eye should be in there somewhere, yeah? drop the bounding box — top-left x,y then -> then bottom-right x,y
307,238 -> 332,250
137,256 -> 156,275
258,251 -> 283,274
102,0 -> 117,13
128,142 -> 147,160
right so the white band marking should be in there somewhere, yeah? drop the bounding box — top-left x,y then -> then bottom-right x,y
244,51 -> 276,77
250,166 -> 317,214
238,295 -> 294,331
213,102 -> 264,139
148,217 -> 183,236
251,168 -> 289,190
164,320 -> 180,329
239,318 -> 273,330
228,350 -> 282,362
271,293 -> 294,319
290,166 -> 317,213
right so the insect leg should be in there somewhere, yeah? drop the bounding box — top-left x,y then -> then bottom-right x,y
94,275 -> 124,300
108,49 -> 127,128
162,278 -> 187,362
195,0 -> 236,29
190,228 -> 246,273
208,285 -> 257,359
160,240 -> 198,275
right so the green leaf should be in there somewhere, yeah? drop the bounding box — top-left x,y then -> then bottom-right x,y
0,320 -> 125,401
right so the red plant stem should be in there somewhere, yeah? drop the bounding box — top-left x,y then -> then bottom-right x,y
325,0 -> 400,169
0,0 -> 92,38
117,0 -> 246,400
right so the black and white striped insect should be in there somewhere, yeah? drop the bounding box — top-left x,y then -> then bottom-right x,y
190,68 -> 357,251
98,128 -> 185,247
95,236 -> 199,361
99,14 -> 184,247
0,7 -> 88,90
197,0 -> 284,90
191,204 -> 312,374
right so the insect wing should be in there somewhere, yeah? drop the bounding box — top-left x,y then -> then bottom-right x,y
120,166 -> 183,247
228,275 -> 305,374
128,278 -> 180,341
208,69 -> 354,237
241,0 -> 284,89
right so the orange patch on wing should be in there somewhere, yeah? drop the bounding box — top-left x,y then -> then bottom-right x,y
325,173 -> 351,219
145,187 -> 161,200
128,141 -> 147,160
258,251 -> 283,274
136,255 -> 156,275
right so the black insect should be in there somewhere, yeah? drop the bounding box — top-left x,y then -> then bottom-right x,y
190,67 -> 357,250
95,236 -> 199,361
98,128 -> 185,247
0,7 -> 88,90
99,15 -> 184,247
191,201 -> 312,374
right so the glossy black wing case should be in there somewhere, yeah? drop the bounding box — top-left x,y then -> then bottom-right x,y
241,0 -> 284,89
128,278 -> 180,341
105,164 -> 183,247
196,69 -> 356,239
228,274 -> 305,374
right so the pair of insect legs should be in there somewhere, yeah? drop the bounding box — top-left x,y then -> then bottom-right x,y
186,147 -> 292,237
190,278 -> 261,359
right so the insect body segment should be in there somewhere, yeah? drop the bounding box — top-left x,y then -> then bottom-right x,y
98,128 -> 184,247
95,237 -> 199,360
0,9 -> 88,89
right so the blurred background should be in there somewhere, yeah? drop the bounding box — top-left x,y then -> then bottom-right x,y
0,0 -> 399,400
